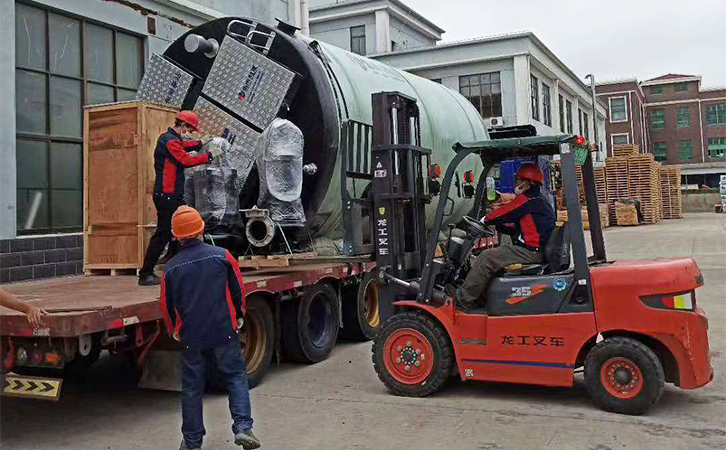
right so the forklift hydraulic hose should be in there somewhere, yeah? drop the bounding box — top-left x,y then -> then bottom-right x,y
383,274 -> 447,304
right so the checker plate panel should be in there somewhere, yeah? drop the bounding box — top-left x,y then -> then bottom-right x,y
136,54 -> 193,108
194,97 -> 260,189
202,37 -> 295,130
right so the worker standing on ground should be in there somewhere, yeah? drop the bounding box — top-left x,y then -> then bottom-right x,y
160,206 -> 260,450
139,111 -> 224,286
0,287 -> 47,327
454,163 -> 556,309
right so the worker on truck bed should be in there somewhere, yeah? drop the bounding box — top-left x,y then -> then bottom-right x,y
160,206 -> 260,450
454,163 -> 556,310
139,110 -> 225,286
0,287 -> 47,327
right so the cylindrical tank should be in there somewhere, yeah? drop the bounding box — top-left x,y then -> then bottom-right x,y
162,17 -> 488,238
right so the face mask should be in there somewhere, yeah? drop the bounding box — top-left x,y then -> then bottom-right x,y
514,181 -> 528,195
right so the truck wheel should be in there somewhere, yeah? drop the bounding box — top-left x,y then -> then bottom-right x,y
584,337 -> 664,415
341,271 -> 381,341
282,282 -> 339,363
372,311 -> 453,397
240,295 -> 275,388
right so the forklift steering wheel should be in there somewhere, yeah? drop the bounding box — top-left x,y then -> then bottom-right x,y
463,216 -> 487,237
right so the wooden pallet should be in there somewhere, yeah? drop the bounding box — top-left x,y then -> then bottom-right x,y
615,204 -> 639,226
612,144 -> 641,158
605,157 -> 631,222
660,167 -> 683,219
85,268 -> 139,276
627,155 -> 662,224
238,252 -> 317,270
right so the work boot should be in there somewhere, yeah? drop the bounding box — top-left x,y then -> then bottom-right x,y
234,429 -> 261,449
444,284 -> 475,312
138,274 -> 161,286
179,440 -> 201,450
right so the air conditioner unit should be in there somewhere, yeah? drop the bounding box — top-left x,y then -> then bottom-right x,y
484,116 -> 505,128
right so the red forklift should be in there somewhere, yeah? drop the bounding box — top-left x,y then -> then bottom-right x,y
368,92 -> 713,415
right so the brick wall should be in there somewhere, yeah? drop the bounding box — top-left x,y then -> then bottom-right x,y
0,234 -> 83,284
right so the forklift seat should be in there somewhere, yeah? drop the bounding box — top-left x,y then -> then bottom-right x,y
504,223 -> 570,276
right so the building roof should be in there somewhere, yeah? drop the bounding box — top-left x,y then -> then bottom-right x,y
595,77 -> 639,86
640,74 -> 702,86
310,0 -> 445,33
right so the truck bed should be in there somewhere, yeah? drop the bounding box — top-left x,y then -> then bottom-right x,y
1,262 -> 370,338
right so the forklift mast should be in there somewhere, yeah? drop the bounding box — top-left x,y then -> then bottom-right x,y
370,92 -> 432,319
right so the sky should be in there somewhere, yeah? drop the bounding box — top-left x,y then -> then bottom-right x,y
404,0 -> 726,87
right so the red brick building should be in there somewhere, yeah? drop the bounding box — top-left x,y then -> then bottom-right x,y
597,74 -> 726,187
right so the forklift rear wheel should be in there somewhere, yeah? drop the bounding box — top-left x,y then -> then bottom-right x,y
341,271 -> 381,341
372,311 -> 453,397
584,337 -> 664,415
282,282 -> 340,363
240,295 -> 275,388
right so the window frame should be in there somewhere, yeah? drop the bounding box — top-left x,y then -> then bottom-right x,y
708,137 -> 726,159
530,75 -> 539,121
706,103 -> 726,126
650,85 -> 664,96
650,109 -> 666,130
677,140 -> 694,161
458,72 -> 502,119
565,100 -> 573,133
675,83 -> 688,93
611,133 -> 630,147
558,94 -> 565,133
541,83 -> 551,126
350,25 -> 366,55
676,106 -> 691,128
608,96 -> 628,123
582,111 -> 589,139
653,142 -> 668,162
14,1 -> 145,234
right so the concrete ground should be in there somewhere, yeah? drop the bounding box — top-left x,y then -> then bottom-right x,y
1,213 -> 725,450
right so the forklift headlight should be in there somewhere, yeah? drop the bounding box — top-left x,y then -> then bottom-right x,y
640,291 -> 695,312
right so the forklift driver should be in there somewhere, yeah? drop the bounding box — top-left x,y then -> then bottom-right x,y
454,163 -> 556,310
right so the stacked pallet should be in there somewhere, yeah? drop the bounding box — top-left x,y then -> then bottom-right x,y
626,154 -> 662,224
557,204 -> 609,229
605,157 -> 631,223
573,166 -> 609,207
612,144 -> 640,158
660,167 -> 683,219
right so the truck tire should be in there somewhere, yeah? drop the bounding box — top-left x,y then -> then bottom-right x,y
584,337 -> 665,415
372,311 -> 453,397
282,282 -> 339,363
340,271 -> 381,341
240,295 -> 275,388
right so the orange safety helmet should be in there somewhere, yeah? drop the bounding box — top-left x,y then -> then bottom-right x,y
171,206 -> 205,239
175,110 -> 199,131
516,163 -> 544,185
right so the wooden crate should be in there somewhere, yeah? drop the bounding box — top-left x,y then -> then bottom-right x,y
83,102 -> 179,271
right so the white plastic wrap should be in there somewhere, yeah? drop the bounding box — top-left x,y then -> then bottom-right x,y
256,118 -> 306,225
184,138 -> 240,230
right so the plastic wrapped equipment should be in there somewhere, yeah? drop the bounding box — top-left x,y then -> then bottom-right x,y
255,118 -> 306,225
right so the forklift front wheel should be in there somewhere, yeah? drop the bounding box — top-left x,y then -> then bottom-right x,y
584,337 -> 665,415
372,311 -> 453,397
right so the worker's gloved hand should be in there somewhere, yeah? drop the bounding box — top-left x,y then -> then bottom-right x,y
172,329 -> 180,341
209,147 -> 225,159
237,317 -> 244,330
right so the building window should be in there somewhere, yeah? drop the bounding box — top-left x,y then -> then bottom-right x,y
708,137 -> 726,159
530,75 -> 539,121
650,109 -> 665,130
675,83 -> 688,92
706,103 -> 726,125
650,85 -> 664,95
582,111 -> 589,139
542,84 -> 551,126
391,41 -> 397,52
677,140 -> 694,160
15,3 -> 144,234
350,26 -> 366,55
566,100 -> 573,133
558,94 -> 565,132
612,134 -> 629,146
459,72 -> 502,119
609,96 -> 627,122
676,107 -> 691,128
653,142 -> 668,161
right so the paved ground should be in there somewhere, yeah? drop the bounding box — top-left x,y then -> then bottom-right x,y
2,214 -> 725,450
